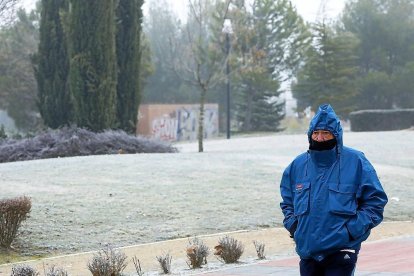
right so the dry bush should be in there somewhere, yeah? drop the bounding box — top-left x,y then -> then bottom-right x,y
156,252 -> 172,274
186,237 -> 209,269
44,265 -> 68,276
253,240 -> 266,259
214,236 -> 244,264
0,196 -> 31,248
0,126 -> 177,163
132,256 -> 144,276
10,264 -> 39,276
87,245 -> 128,276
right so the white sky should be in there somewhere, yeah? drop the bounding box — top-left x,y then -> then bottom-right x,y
143,0 -> 347,23
20,0 -> 36,11
21,0 -> 347,23
290,0 -> 347,22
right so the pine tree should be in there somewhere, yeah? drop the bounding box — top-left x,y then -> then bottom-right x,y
115,0 -> 144,133
341,0 -> 414,109
68,0 -> 117,131
292,23 -> 359,117
232,0 -> 309,131
234,50 -> 285,132
33,0 -> 71,129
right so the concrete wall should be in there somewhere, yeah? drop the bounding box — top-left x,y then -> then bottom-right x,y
137,104 -> 219,141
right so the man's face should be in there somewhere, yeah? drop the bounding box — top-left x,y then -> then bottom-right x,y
311,130 -> 334,142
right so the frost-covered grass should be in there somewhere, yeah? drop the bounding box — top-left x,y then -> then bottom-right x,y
0,127 -> 176,163
0,130 -> 412,262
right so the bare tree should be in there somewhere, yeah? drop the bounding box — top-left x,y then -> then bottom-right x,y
171,0 -> 229,152
0,0 -> 18,13
0,0 -> 19,24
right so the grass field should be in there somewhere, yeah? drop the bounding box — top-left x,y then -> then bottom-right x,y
0,130 -> 413,263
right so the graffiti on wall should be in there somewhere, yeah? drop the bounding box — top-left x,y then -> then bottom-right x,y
151,116 -> 177,140
151,106 -> 218,141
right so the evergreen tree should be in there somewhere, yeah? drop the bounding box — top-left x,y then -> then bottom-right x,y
231,0 -> 309,131
341,0 -> 414,109
292,23 -> 359,117
138,33 -> 155,103
68,0 -> 117,131
33,0 -> 71,129
357,71 -> 392,109
143,0 -> 190,104
393,62 -> 414,108
115,0 -> 144,133
235,61 -> 284,131
0,7 -> 41,131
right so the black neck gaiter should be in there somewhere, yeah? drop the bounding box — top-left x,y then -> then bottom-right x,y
309,138 -> 337,151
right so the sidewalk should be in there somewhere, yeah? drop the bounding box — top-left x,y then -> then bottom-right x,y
196,236 -> 414,276
1,224 -> 413,275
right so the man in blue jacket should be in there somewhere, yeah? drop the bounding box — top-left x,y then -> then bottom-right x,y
280,104 -> 388,276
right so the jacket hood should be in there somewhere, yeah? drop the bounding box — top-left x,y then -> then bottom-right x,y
307,104 -> 343,150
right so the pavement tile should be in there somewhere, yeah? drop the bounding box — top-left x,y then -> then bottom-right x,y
197,236 -> 414,276
358,236 -> 414,273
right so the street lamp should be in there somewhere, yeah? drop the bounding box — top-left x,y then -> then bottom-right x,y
222,18 -> 233,139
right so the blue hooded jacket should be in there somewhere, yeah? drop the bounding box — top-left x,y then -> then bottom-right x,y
280,104 -> 388,261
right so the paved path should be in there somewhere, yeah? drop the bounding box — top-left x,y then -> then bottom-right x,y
195,236 -> 414,275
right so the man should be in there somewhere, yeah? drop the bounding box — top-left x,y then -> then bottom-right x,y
280,104 -> 388,276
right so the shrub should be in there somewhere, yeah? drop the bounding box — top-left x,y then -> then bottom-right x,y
132,256 -> 144,276
186,237 -> 209,269
214,236 -> 244,264
0,196 -> 32,248
349,109 -> 414,131
10,264 -> 39,276
44,265 -> 68,276
0,126 -> 177,163
253,240 -> 266,259
156,252 -> 172,274
87,246 -> 128,276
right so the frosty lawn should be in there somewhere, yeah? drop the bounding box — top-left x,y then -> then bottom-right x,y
0,130 -> 412,260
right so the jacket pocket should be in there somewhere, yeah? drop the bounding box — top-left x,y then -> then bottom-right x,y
294,182 -> 310,216
328,183 -> 357,215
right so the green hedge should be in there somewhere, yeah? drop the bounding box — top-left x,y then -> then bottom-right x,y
349,109 -> 414,131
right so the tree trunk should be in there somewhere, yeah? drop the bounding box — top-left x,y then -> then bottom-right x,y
243,85 -> 254,131
198,86 -> 207,152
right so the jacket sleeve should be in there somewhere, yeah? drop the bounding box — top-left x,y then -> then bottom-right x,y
280,163 -> 297,233
346,156 -> 388,240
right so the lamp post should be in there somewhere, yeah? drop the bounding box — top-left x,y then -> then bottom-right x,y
222,19 -> 233,139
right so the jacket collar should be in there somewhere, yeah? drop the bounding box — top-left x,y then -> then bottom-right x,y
309,148 -> 337,167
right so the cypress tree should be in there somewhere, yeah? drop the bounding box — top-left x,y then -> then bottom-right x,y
33,0 -> 71,129
68,0 -> 117,131
115,0 -> 144,133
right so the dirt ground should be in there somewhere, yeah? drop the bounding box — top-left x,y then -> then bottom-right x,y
1,221 -> 413,275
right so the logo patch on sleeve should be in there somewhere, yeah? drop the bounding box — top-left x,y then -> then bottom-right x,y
296,183 -> 303,191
